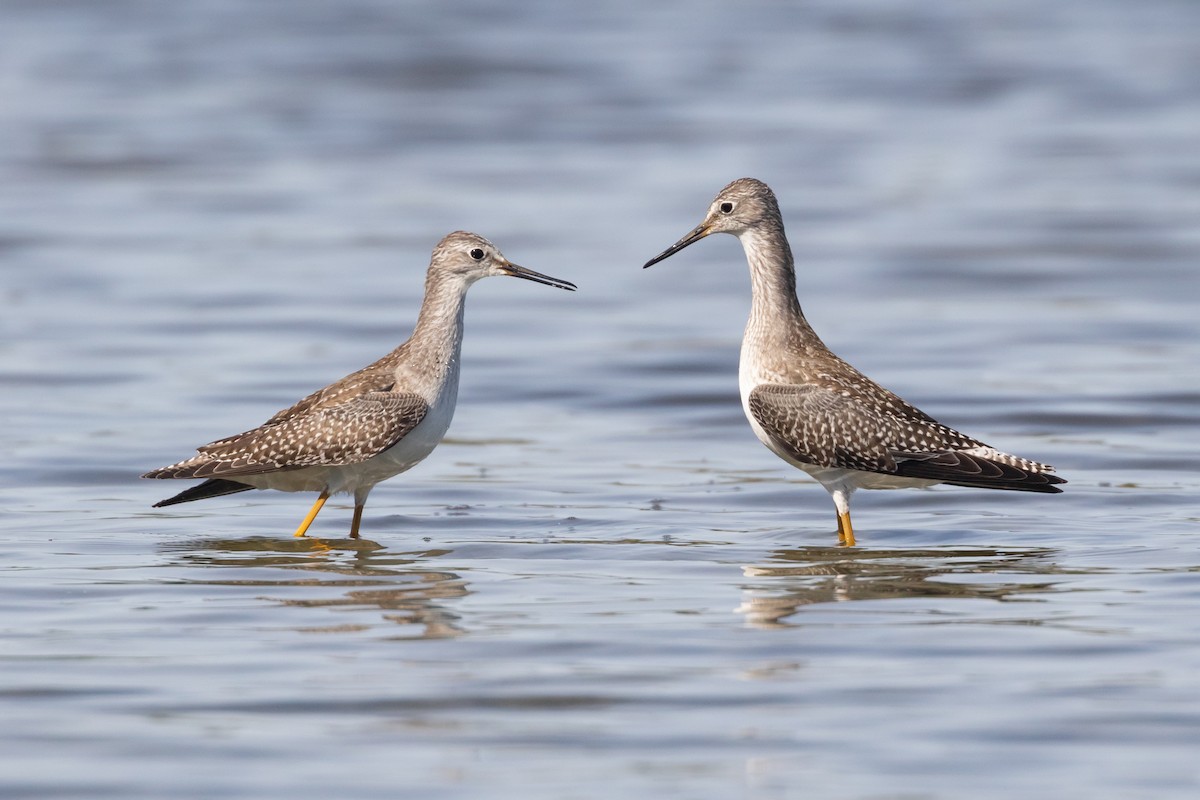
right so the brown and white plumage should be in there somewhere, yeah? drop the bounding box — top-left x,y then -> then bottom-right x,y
145,231 -> 576,538
644,178 -> 1064,545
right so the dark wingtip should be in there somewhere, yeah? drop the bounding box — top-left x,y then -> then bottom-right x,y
893,450 -> 1067,493
150,478 -> 255,507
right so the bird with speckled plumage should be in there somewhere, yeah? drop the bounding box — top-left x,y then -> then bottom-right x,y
644,178 -> 1064,545
145,231 -> 576,539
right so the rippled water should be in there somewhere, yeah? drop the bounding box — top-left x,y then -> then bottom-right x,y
3,1 -> 1199,797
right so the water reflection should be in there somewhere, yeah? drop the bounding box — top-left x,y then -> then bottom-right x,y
279,579 -> 468,640
737,546 -> 1063,628
161,536 -> 468,638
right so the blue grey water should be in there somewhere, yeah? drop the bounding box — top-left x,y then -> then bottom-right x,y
2,1 -> 1198,797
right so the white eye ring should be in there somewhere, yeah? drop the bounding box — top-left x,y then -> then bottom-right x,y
469,248 -> 485,260
718,201 -> 735,214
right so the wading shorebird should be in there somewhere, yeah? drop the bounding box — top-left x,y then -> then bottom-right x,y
145,231 -> 576,538
643,178 -> 1064,545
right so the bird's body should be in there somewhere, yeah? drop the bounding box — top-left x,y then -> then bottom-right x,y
145,231 -> 576,538
644,178 -> 1063,545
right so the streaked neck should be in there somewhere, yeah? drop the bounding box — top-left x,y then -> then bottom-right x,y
400,270 -> 472,392
739,226 -> 812,343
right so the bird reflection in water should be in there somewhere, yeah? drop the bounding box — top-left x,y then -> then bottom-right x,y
737,546 -> 1061,628
162,535 -> 468,639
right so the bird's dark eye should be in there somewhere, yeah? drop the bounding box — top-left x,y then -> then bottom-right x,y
469,248 -> 485,260
719,201 -> 735,214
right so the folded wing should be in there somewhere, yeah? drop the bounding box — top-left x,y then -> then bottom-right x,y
747,383 -> 1064,492
143,392 -> 430,480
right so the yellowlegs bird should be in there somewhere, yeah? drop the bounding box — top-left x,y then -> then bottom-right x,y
144,231 -> 576,538
643,178 -> 1064,546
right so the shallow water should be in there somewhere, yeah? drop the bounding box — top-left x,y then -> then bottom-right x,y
2,1 -> 1199,797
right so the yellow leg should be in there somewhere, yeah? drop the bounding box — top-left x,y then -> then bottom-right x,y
837,510 -> 856,547
293,490 -> 330,538
349,503 -> 364,539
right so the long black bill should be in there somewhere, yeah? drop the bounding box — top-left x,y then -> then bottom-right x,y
642,223 -> 712,269
502,263 -> 577,291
